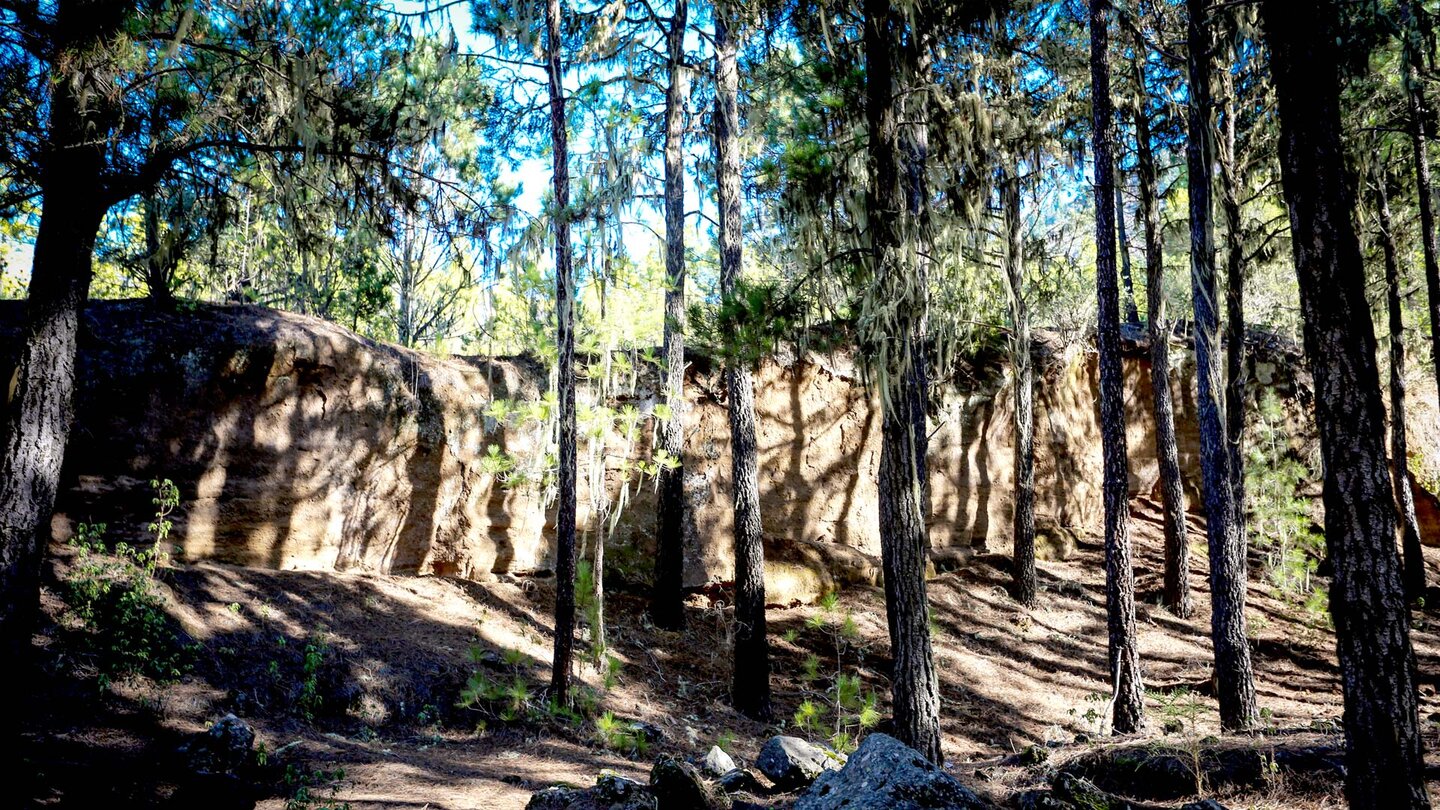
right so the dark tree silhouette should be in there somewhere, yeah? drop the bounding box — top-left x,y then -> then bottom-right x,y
865,0 -> 942,762
652,0 -> 690,631
1090,0 -> 1144,735
1129,21 -> 1191,618
1373,172 -> 1428,599
1186,0 -> 1258,732
1001,164 -> 1036,607
715,0 -> 771,720
544,0 -> 578,707
1263,2 -> 1431,806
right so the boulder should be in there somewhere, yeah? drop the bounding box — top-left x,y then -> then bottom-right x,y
757,735 -> 844,790
178,714 -> 255,776
650,756 -> 727,810
596,771 -> 657,809
701,745 -> 738,777
526,776 -> 658,810
717,768 -> 767,795
527,787 -> 589,810
793,733 -> 992,809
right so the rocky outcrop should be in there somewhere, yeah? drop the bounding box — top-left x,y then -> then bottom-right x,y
792,732 -> 993,809
7,302 -> 1437,601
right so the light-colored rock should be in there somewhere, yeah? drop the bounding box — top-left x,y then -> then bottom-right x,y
757,735 -> 844,790
701,745 -> 737,777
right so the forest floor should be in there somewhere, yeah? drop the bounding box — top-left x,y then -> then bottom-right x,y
16,500 -> 1440,809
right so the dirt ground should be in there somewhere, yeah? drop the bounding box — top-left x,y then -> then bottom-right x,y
16,500 -> 1440,809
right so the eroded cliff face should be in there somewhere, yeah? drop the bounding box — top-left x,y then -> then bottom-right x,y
5,302 -> 1436,602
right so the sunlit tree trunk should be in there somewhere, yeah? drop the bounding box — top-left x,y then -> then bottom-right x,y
1130,29 -> 1191,618
1263,4 -> 1431,806
864,0 -> 941,763
715,0 -> 770,720
543,0 -> 578,707
1374,174 -> 1428,598
1091,0 -> 1144,736
1001,164 -> 1036,607
1186,0 -> 1258,732
651,0 -> 690,631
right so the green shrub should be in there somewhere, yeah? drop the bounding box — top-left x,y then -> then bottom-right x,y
62,486 -> 193,688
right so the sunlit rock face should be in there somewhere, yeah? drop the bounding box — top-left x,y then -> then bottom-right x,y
7,301 -> 1436,604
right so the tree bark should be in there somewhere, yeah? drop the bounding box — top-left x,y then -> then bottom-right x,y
0,0 -> 122,659
865,0 -> 942,763
1130,28 -> 1192,619
715,0 -> 771,721
1090,0 -> 1144,736
1263,3 -> 1431,806
902,40 -> 932,525
1374,174 -> 1428,599
651,0 -> 690,631
1186,0 -> 1258,732
544,0 -> 578,706
1219,61 -> 1247,536
1001,165 -> 1036,607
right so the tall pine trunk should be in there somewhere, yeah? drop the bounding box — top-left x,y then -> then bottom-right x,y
1263,4 -> 1431,806
0,0 -> 121,658
1186,0 -> 1258,732
865,0 -> 942,763
544,0 -> 578,706
715,0 -> 771,720
1219,64 -> 1247,535
651,0 -> 689,630
1131,29 -> 1192,618
1400,0 -> 1440,412
1374,175 -> 1428,598
902,41 -> 932,524
1090,0 -> 1144,735
1002,165 -> 1036,607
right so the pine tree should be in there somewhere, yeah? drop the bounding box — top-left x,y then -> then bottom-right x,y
715,0 -> 771,720
1262,2 -> 1431,805
652,0 -> 690,631
864,0 -> 942,763
1090,0 -> 1144,736
1128,16 -> 1191,618
1373,171 -> 1428,599
1186,0 -> 1258,732
544,0 -> 579,707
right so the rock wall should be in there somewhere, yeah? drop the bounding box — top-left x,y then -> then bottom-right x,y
4,302 -> 1436,601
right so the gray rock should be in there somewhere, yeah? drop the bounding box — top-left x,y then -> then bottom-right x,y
526,787 -> 589,810
596,771 -> 657,809
717,768 -> 767,794
526,777 -> 658,810
793,733 -> 993,809
179,714 -> 255,775
1180,802 -> 1230,810
757,735 -> 844,790
650,756 -> 727,810
702,745 -> 738,777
